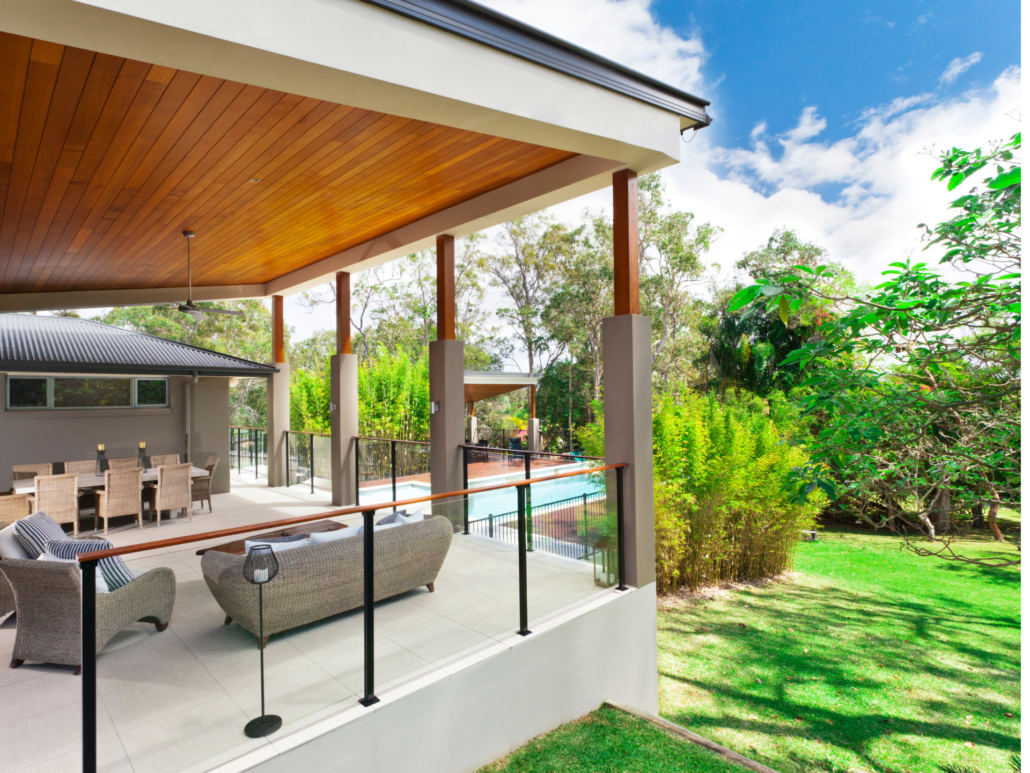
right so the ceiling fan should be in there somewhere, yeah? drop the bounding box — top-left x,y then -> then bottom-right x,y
161,230 -> 243,320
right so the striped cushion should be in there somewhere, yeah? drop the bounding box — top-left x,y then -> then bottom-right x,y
14,512 -> 65,558
44,538 -> 135,591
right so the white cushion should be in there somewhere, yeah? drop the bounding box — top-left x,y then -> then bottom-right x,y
351,521 -> 404,537
397,509 -> 424,525
309,528 -> 354,545
244,537 -> 311,554
0,521 -> 30,560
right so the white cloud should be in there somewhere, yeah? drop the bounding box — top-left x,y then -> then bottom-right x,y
940,52 -> 983,85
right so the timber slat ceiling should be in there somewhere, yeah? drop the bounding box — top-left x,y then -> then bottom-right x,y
0,33 -> 576,295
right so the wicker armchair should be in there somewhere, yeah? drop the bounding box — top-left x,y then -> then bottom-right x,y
0,559 -> 176,673
96,468 -> 144,534
12,463 -> 52,482
144,463 -> 192,526
191,457 -> 219,513
28,473 -> 80,536
108,457 -> 140,470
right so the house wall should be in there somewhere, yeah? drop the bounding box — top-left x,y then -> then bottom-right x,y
0,373 -> 232,495
187,377 -> 231,495
231,584 -> 659,773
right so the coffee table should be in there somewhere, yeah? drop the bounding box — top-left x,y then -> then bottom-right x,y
196,519 -> 349,556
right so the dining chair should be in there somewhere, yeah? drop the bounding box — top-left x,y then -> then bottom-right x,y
64,459 -> 100,513
12,463 -> 52,481
149,454 -> 180,467
28,473 -> 80,536
190,456 -> 219,513
95,468 -> 144,534
144,463 -> 192,526
108,457 -> 141,470
0,493 -> 30,527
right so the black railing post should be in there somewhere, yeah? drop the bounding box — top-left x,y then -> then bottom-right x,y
285,432 -> 291,487
254,430 -> 258,479
390,440 -> 397,502
354,438 -> 361,507
462,447 -> 469,535
81,558 -> 98,773
616,466 -> 628,591
523,452 -> 533,553
516,484 -> 531,636
237,426 -> 242,472
582,493 -> 589,560
488,513 -> 494,539
309,432 -> 315,494
360,508 -> 380,706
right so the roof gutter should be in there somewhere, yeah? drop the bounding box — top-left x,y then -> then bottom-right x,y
0,362 -> 279,377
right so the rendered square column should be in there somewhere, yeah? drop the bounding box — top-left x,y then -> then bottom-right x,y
429,339 -> 465,495
330,354 -> 358,505
266,362 -> 290,487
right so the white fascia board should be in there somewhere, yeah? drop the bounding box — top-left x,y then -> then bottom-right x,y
0,285 -> 266,314
464,373 -> 540,386
2,0 -> 683,170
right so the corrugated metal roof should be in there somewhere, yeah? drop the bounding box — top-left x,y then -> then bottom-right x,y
0,314 -> 277,377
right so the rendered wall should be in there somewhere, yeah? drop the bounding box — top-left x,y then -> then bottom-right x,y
237,584 -> 659,773
187,377 -> 231,495
0,372 -> 188,491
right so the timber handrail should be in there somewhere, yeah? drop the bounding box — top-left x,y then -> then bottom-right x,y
76,463 -> 626,562
460,443 -> 603,461
229,425 -> 267,431
353,436 -> 430,446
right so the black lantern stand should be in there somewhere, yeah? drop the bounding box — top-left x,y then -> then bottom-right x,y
137,442 -> 150,470
95,445 -> 108,476
242,545 -> 282,738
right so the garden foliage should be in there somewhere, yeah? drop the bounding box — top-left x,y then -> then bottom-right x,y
651,389 -> 819,592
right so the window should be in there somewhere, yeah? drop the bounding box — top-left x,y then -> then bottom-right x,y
6,376 -> 170,410
136,379 -> 168,406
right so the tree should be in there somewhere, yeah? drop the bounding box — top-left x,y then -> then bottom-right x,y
730,133 -> 1021,553
482,214 -> 573,373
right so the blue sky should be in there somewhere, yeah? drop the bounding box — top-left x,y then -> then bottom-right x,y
656,0 -> 1020,148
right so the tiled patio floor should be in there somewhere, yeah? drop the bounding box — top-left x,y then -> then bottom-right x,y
0,475 -> 610,773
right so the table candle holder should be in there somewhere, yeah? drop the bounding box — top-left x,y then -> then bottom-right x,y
95,444 -> 107,476
137,442 -> 149,470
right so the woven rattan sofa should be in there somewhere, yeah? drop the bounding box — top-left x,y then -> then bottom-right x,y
0,559 -> 176,673
201,516 -> 452,646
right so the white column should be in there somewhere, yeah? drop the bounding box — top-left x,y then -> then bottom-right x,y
330,354 -> 359,505
526,418 -> 541,452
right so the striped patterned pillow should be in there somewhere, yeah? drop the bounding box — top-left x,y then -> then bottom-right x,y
14,512 -> 66,558
43,539 -> 135,591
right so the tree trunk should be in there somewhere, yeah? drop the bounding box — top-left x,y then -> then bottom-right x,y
931,487 -> 951,535
986,482 -> 1005,543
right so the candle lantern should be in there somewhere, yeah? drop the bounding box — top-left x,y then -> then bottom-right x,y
137,441 -> 149,470
95,444 -> 107,476
592,535 -> 618,588
242,545 -> 281,737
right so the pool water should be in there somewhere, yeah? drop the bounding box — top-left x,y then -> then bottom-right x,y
358,466 -> 603,518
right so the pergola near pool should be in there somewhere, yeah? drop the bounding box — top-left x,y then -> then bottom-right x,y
0,0 -> 710,770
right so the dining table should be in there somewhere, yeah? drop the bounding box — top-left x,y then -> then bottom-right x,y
12,466 -> 210,495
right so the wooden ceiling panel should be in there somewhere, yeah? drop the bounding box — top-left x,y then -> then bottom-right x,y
0,32 -> 577,295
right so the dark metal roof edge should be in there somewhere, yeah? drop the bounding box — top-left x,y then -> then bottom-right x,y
0,361 -> 277,377
358,0 -> 712,123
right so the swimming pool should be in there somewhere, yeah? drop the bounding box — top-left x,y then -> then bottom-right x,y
358,465 -> 603,517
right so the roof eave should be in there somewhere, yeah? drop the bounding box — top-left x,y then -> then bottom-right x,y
0,361 -> 278,377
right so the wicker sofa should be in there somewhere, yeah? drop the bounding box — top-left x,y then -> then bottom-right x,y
201,516 -> 453,645
0,559 -> 176,673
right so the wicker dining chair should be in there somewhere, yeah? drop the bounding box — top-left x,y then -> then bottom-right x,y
108,457 -> 141,470
144,463 -> 192,526
12,463 -> 52,482
0,493 -> 30,527
64,460 -> 99,512
190,456 -> 219,513
27,473 -> 80,536
149,454 -> 180,467
95,468 -> 144,534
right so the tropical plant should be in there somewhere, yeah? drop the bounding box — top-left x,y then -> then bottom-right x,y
728,133 -> 1021,549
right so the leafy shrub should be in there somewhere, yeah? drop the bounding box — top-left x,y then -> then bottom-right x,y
653,388 -> 819,593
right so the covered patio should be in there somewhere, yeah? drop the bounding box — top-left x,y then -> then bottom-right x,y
0,0 -> 709,770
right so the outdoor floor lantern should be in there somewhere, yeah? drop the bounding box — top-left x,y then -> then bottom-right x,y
592,535 -> 617,588
242,545 -> 282,738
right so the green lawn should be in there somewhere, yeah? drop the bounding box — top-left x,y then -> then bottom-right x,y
478,704 -> 748,772
658,529 -> 1021,773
